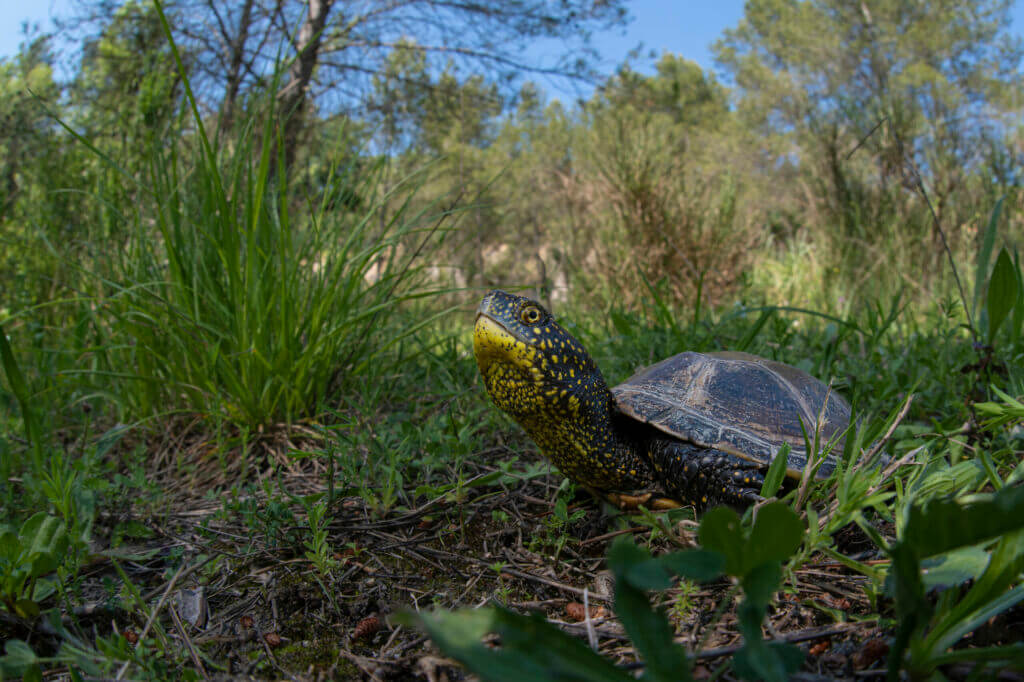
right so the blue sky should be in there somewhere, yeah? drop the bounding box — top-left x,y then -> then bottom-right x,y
0,1 -> 746,85
1,0 -> 1021,100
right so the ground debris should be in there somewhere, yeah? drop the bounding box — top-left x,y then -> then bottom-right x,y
28,457 -> 898,680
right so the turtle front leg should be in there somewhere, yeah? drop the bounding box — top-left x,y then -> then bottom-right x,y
646,439 -> 765,512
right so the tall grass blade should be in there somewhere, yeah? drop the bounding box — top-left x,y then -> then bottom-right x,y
0,324 -> 42,471
973,198 -> 1003,320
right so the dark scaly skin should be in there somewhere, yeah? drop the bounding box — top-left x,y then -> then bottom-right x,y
474,290 -> 763,511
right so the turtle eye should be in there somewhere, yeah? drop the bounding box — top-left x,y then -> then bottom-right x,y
520,305 -> 542,325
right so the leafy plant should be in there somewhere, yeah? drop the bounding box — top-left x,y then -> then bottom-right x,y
0,322 -> 43,475
883,484 -> 1024,678
0,511 -> 69,619
0,639 -> 44,682
302,496 -> 338,579
529,482 -> 587,562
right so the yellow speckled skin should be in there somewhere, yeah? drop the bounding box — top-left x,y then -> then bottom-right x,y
474,290 -> 655,491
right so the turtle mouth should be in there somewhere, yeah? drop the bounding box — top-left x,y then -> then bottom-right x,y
473,296 -> 541,377
475,293 -> 531,344
473,313 -> 532,368
474,312 -> 527,343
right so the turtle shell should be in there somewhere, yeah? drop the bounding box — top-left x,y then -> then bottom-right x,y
612,351 -> 850,478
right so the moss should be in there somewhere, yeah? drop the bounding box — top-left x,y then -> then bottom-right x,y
275,639 -> 346,672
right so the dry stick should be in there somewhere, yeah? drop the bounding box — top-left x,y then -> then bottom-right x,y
863,394 -> 914,464
116,560 -> 190,680
169,604 -> 211,682
579,526 -> 648,547
844,116 -> 889,162
583,587 -> 599,650
899,142 -> 976,340
416,545 -> 612,603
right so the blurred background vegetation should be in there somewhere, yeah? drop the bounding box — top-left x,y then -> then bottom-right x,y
2,0 -> 1020,315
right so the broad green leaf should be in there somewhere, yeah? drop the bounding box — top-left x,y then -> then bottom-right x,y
19,513 -> 67,577
407,606 -> 632,682
747,503 -> 804,568
608,538 -> 675,591
13,597 -> 40,619
697,507 -> 745,576
624,559 -> 673,591
920,546 -> 989,591
659,549 -> 724,583
0,529 -> 19,563
0,640 -> 40,680
740,561 -> 782,609
884,541 -> 931,676
902,485 -> 1024,559
986,247 -> 1018,343
926,529 -> 1024,654
1012,249 -> 1024,342
614,581 -> 693,682
31,577 -> 57,603
0,324 -> 40,459
733,638 -> 804,682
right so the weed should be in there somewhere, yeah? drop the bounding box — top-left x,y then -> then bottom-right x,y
528,481 -> 586,562
0,512 -> 69,620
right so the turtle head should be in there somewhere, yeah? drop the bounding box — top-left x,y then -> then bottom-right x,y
474,290 -> 652,490
474,290 -> 605,421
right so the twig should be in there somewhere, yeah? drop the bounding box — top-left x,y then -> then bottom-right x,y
169,603 -> 211,682
863,394 -> 914,464
845,117 -> 889,161
116,560 -> 190,680
895,134 -> 975,338
583,588 -> 598,650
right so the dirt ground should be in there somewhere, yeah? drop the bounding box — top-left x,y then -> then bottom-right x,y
0,443 -> 933,682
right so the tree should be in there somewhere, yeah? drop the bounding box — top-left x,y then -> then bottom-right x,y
714,0 -> 1024,249
73,1 -> 185,156
135,0 -> 629,170
570,56 -> 752,304
0,38 -> 96,311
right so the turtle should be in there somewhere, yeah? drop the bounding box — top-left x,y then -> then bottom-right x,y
473,289 -> 851,511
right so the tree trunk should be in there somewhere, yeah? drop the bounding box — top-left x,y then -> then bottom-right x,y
277,0 -> 333,173
217,0 -> 255,136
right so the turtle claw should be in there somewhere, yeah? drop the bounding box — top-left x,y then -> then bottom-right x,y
596,489 -> 685,511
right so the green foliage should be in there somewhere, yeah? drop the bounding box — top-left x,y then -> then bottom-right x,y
884,485 -> 1024,678
975,386 -> 1024,431
0,322 -> 42,472
0,639 -> 43,682
714,0 -> 1023,306
0,3 -> 1022,679
529,483 -> 587,561
0,512 -> 69,619
66,18 -> 454,428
